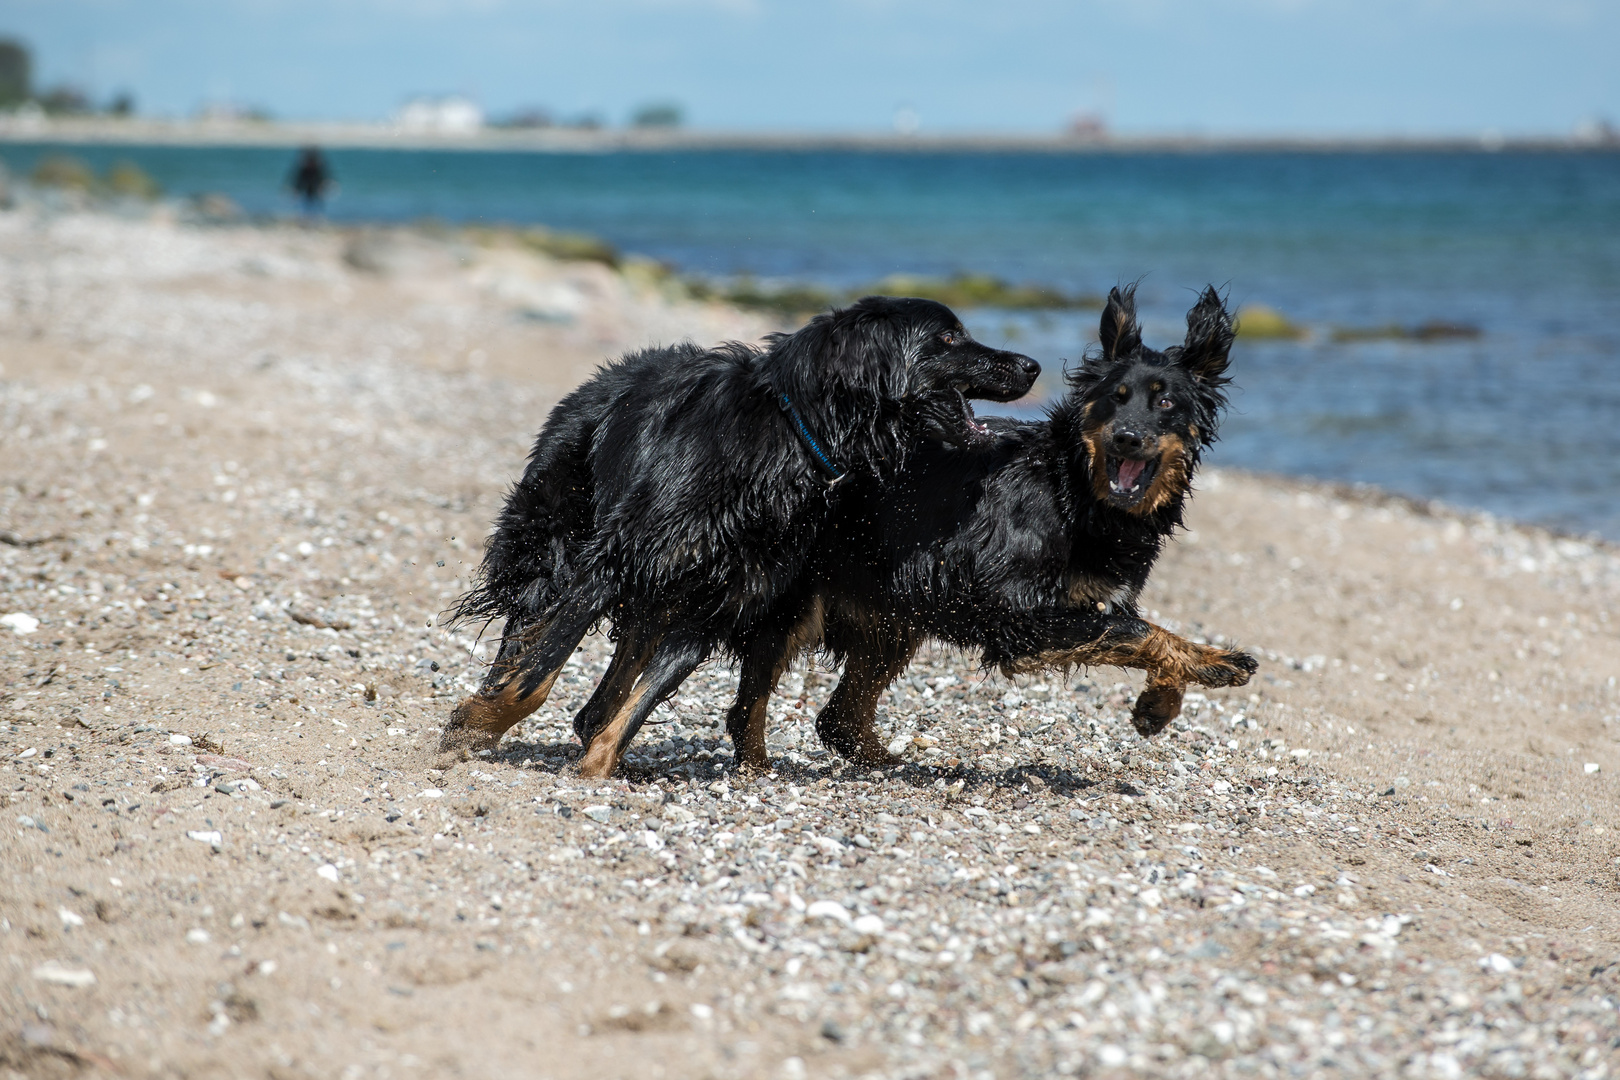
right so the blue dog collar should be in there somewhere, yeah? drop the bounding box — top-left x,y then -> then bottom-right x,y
778,393 -> 847,487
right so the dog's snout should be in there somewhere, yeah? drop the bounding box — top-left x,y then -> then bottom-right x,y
1110,429 -> 1146,455
1012,353 -> 1040,379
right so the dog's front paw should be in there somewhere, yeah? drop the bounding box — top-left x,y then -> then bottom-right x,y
438,698 -> 505,754
1192,647 -> 1258,688
1131,683 -> 1184,736
732,750 -> 772,776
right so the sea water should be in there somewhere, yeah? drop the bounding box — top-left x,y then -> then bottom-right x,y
3,143 -> 1617,538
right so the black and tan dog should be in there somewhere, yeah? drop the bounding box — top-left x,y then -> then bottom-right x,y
442,297 -> 1040,774
722,284 -> 1257,768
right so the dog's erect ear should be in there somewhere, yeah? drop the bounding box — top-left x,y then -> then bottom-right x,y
1178,286 -> 1235,384
1099,285 -> 1141,362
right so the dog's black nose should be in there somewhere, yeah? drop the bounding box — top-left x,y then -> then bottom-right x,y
1015,354 -> 1040,379
1111,429 -> 1145,455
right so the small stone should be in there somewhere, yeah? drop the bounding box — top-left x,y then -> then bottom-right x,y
316,863 -> 340,882
851,914 -> 885,936
417,788 -> 443,799
1,612 -> 40,635
1584,762 -> 1600,774
169,734 -> 193,746
187,829 -> 223,849
1480,953 -> 1515,974
32,962 -> 95,988
582,805 -> 613,823
186,928 -> 211,945
806,900 -> 851,926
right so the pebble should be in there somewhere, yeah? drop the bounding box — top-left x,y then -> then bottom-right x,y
31,962 -> 95,988
805,901 -> 851,926
1,612 -> 39,634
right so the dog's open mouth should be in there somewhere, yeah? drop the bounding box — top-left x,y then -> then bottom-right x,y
1106,455 -> 1159,503
957,392 -> 992,442
919,388 -> 993,446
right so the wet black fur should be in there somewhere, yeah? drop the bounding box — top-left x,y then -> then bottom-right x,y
447,297 -> 1039,753
774,285 -> 1250,756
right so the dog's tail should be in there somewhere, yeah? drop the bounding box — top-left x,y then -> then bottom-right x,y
445,382 -> 608,636
447,472 -> 584,633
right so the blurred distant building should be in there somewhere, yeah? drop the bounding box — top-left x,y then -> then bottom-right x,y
196,101 -> 274,123
395,97 -> 484,134
1066,112 -> 1109,141
1574,117 -> 1619,146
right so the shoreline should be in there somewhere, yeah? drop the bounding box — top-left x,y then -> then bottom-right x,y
3,115 -> 1617,154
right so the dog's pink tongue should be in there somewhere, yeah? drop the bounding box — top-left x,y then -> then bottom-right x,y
1117,458 -> 1146,490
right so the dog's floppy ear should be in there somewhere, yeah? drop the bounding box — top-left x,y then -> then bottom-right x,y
1178,286 -> 1235,385
1098,285 -> 1141,362
826,301 -> 909,397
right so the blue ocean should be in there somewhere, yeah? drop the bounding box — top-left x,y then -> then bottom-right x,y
4,142 -> 1618,538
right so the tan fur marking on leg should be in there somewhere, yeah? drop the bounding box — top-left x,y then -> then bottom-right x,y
577,683 -> 649,779
735,694 -> 771,773
445,666 -> 561,750
1001,623 -> 1204,680
737,600 -> 822,773
585,630 -> 654,725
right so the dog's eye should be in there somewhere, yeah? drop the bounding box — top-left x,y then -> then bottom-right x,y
1115,385 -> 1129,402
938,330 -> 958,346
1157,396 -> 1174,409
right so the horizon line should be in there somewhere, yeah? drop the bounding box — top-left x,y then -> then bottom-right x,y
2,114 -> 1617,154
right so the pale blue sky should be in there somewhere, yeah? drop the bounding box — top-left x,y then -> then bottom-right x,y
5,0 -> 1617,134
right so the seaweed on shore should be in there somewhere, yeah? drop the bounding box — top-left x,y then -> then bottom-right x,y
29,154 -> 162,200
1234,304 -> 1308,340
863,273 -> 1101,311
689,275 -> 841,318
454,223 -> 1105,318
1330,321 -> 1482,343
515,226 -> 619,267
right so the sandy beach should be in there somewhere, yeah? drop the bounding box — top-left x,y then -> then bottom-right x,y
1,208 -> 1617,1079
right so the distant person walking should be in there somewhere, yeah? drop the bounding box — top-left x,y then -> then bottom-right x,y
288,147 -> 333,217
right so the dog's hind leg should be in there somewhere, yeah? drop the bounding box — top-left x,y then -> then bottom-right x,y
571,624 -> 657,743
725,598 -> 824,774
814,631 -> 918,766
440,592 -> 606,753
578,629 -> 712,779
